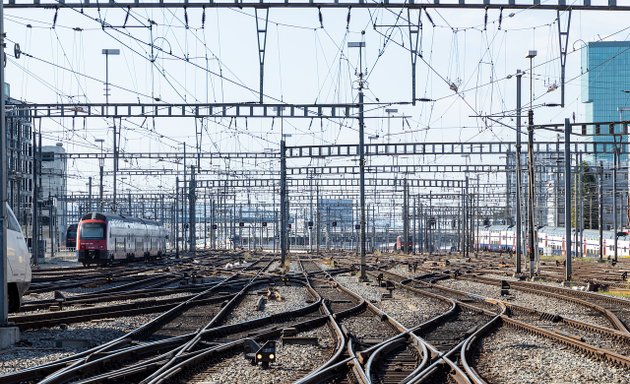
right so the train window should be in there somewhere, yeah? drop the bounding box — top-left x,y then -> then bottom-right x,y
80,223 -> 106,239
7,208 -> 20,232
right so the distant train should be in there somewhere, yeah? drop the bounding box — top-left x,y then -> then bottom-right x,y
395,235 -> 414,253
77,212 -> 168,267
478,225 -> 630,258
5,203 -> 31,312
65,224 -> 77,249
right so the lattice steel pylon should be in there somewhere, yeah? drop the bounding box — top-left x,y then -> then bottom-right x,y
255,9 -> 270,104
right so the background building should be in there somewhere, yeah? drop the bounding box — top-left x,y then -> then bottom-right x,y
5,84 -> 34,236
581,41 -> 630,230
41,143 -> 67,251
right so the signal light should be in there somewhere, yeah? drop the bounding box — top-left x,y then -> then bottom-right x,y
253,341 -> 276,368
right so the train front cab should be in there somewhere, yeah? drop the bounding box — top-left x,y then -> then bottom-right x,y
77,218 -> 108,266
65,224 -> 77,249
6,203 -> 31,312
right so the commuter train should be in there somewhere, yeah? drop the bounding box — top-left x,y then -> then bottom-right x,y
395,235 -> 414,253
5,203 -> 32,312
478,225 -> 630,258
65,224 -> 77,249
77,212 -> 168,266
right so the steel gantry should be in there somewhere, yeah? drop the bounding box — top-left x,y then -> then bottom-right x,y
4,0 -> 625,10
6,102 -> 361,120
58,140 -> 628,161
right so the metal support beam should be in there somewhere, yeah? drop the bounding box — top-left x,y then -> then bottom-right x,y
597,161 -> 604,261
58,138 -> 630,161
359,76 -> 367,281
280,139 -> 288,267
255,9 -> 269,104
193,178 -> 466,189
407,8 -> 422,104
4,0 -> 627,10
189,166 -> 196,253
564,119 -> 572,281
403,178 -> 409,253
10,103 -> 360,119
195,118 -> 203,171
0,0 -> 8,324
557,9 -> 572,108
515,70 -> 523,275
175,177 -> 180,257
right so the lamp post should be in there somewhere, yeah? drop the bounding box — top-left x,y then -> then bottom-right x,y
368,134 -> 379,252
348,38 -> 367,281
95,139 -> 104,211
526,50 -> 537,278
461,154 -> 470,257
102,49 -> 120,212
280,129 -> 290,268
615,106 -> 630,262
385,108 -> 398,145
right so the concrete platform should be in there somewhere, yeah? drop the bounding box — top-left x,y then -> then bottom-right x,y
0,326 -> 20,349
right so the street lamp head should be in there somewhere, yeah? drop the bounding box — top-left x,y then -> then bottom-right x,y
385,108 -> 398,114
102,49 -> 120,55
526,50 -> 537,59
415,98 -> 434,102
348,41 -> 366,48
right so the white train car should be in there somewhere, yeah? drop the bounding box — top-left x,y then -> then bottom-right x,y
478,225 -> 630,259
478,225 -> 513,252
6,203 -> 32,312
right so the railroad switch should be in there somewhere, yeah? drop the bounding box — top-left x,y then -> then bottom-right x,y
500,280 -> 510,296
54,291 -> 66,310
256,296 -> 266,311
382,281 -> 395,299
376,273 -> 384,287
266,287 -> 283,301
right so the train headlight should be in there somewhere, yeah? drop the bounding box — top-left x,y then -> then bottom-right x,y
257,354 -> 263,360
269,353 -> 275,360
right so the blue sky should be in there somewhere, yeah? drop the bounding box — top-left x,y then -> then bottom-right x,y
4,6 -> 630,195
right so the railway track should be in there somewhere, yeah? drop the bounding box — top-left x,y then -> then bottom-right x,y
5,252 -> 630,384
466,274 -> 630,333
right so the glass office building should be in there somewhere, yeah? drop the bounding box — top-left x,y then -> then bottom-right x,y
582,41 -> 630,162
581,41 -> 630,230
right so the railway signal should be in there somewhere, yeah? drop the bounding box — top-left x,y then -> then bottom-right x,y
254,341 -> 276,368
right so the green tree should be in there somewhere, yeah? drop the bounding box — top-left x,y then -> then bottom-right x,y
572,161 -> 599,229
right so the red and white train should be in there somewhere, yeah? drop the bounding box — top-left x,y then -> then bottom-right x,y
77,212 -> 168,266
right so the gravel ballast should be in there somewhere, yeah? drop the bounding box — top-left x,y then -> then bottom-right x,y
0,314 -> 155,374
474,325 -> 630,384
187,325 -> 335,383
438,278 -> 613,328
223,285 -> 313,325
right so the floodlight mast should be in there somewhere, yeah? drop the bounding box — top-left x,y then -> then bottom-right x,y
348,37 -> 368,281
